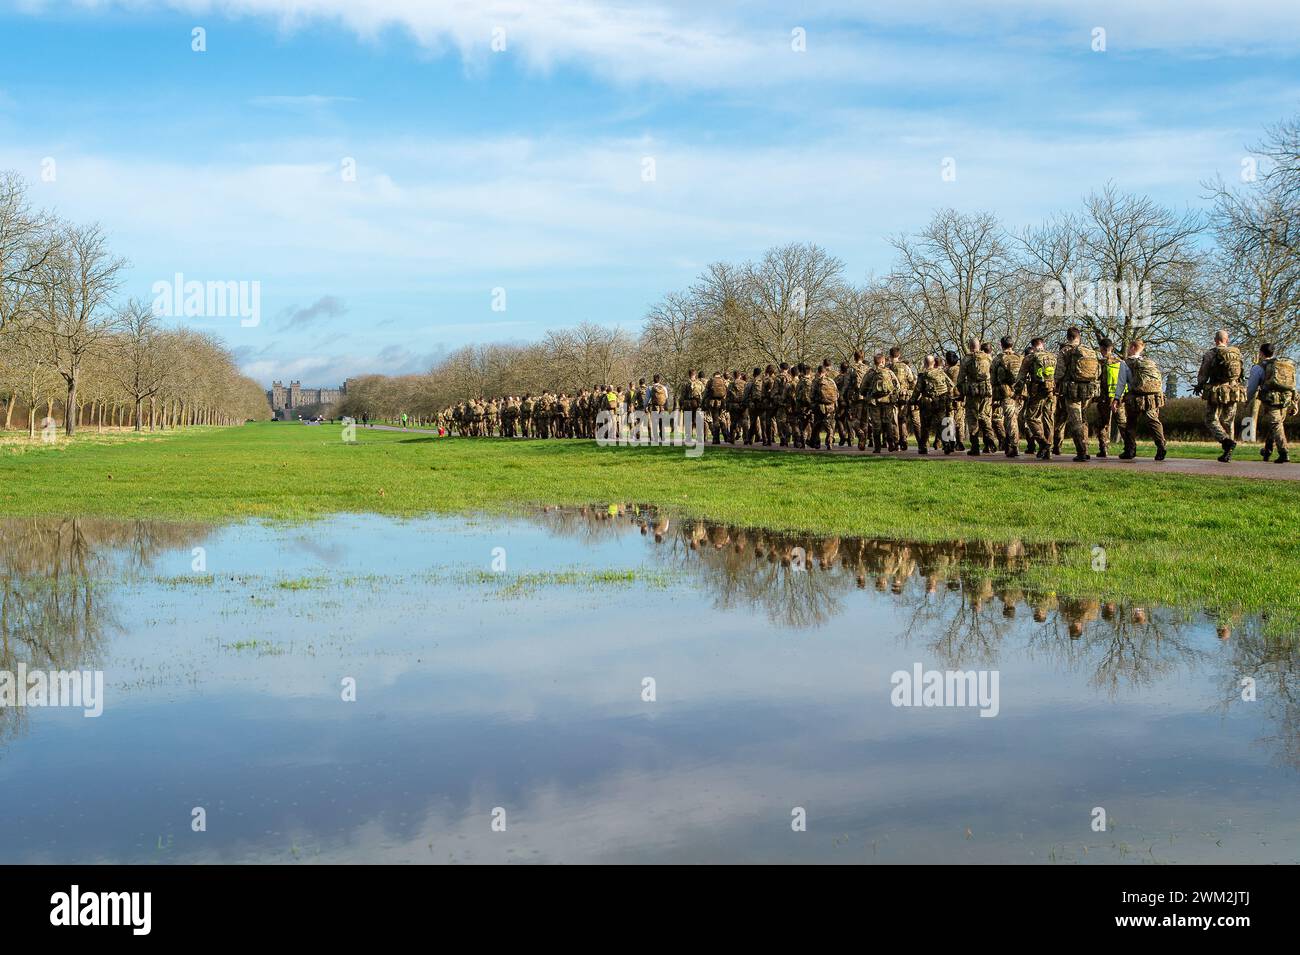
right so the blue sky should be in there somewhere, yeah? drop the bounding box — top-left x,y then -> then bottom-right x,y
2,0 -> 1298,386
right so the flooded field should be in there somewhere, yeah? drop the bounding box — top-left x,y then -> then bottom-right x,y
1,508 -> 1298,864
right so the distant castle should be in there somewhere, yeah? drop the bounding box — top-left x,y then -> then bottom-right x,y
268,379 -> 354,418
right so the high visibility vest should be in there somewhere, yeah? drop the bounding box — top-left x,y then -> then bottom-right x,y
1105,358 -> 1122,398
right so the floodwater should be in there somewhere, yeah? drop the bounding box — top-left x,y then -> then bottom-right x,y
0,508 -> 1297,864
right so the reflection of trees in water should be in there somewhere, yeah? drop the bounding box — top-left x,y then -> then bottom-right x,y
0,517 -> 213,744
1019,598 -> 1207,698
1217,618 -> 1300,769
524,504 -> 1267,684
526,504 -> 1299,767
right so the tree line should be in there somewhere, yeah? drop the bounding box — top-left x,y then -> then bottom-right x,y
339,114 -> 1298,424
0,172 -> 270,436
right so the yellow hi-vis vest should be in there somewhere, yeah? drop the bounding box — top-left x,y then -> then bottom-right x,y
1105,358 -> 1122,398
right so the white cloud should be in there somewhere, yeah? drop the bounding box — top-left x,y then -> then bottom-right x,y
36,0 -> 1300,90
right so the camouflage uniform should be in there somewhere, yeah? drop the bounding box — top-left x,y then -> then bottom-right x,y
1094,353 -> 1126,456
890,358 -> 919,450
1119,354 -> 1168,459
944,360 -> 965,450
955,350 -> 996,453
992,347 -> 1023,456
1197,344 -> 1247,447
861,364 -> 900,451
1016,349 -> 1057,457
1055,342 -> 1101,459
703,373 -> 729,444
848,359 -> 870,450
810,368 -> 838,450
726,373 -> 746,443
990,354 -> 1016,451
914,367 -> 954,454
1255,356 -> 1295,458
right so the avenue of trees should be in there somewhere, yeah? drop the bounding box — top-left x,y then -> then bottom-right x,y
340,114 -> 1299,423
0,172 -> 271,436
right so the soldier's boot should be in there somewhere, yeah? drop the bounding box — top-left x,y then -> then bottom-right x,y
943,441 -> 955,455
1260,442 -> 1273,462
1006,442 -> 1019,458
1277,449 -> 1290,464
872,435 -> 883,453
1217,438 -> 1236,463
1097,442 -> 1108,459
955,440 -> 966,451
1036,444 -> 1051,460
967,444 -> 980,456
1154,445 -> 1167,461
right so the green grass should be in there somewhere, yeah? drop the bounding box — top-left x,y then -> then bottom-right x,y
2,421 -> 1298,631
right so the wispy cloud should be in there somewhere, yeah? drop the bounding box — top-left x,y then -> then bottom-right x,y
279,294 -> 347,329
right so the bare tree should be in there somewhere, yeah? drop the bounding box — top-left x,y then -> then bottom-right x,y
109,300 -> 169,431
1020,185 -> 1204,354
889,209 -> 1014,353
34,223 -> 126,435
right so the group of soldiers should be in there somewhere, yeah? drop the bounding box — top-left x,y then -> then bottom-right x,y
436,329 -> 1296,464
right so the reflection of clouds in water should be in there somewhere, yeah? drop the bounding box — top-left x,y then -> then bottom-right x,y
4,510 -> 1300,863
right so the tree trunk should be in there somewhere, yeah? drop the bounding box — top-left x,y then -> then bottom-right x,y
3,392 -> 13,430
65,378 -> 78,436
135,397 -> 144,432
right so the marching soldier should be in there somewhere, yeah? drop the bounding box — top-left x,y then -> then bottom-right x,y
955,337 -> 996,457
1196,329 -> 1248,462
1094,338 -> 1125,458
992,336 -> 1023,457
1113,338 -> 1168,461
861,352 -> 900,452
1055,327 -> 1101,462
1247,342 -> 1294,463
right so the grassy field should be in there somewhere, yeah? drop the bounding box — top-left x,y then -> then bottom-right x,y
3,421 -> 1297,632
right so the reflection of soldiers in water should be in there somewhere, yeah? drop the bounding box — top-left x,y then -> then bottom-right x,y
0,517 -> 214,744
528,503 -> 1273,689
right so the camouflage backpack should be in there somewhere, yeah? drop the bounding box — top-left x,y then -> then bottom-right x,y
891,360 -> 917,393
707,374 -> 728,401
650,382 -> 669,408
1067,344 -> 1101,383
1027,351 -> 1056,395
816,373 -> 838,405
868,367 -> 895,402
688,377 -> 706,402
995,351 -> 1022,399
1263,357 -> 1296,405
1128,355 -> 1162,395
847,361 -> 869,400
920,368 -> 950,408
1209,345 -> 1244,384
962,352 -> 993,398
